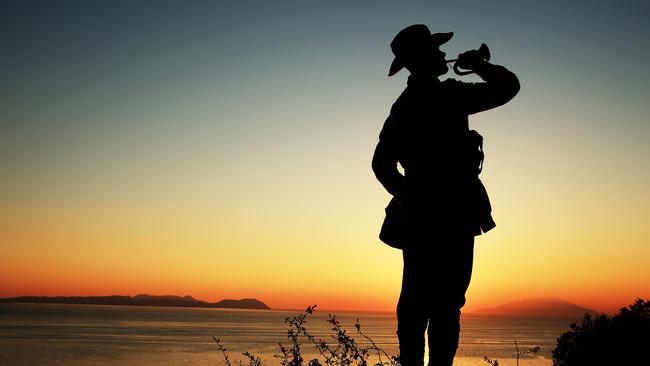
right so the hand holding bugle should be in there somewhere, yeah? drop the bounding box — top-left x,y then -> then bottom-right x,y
446,43 -> 490,75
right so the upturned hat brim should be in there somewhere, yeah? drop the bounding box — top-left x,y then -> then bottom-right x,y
388,31 -> 453,77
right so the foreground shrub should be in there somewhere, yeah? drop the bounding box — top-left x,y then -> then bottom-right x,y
552,298 -> 649,366
214,305 -> 399,366
215,305 -> 542,366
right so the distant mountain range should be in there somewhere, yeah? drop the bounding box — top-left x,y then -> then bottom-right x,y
0,295 -> 599,317
0,295 -> 270,310
468,298 -> 598,318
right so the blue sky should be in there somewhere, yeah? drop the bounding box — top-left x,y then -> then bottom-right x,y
1,0 -> 649,311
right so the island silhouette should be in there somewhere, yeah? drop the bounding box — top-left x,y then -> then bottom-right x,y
0,294 -> 270,310
467,297 -> 598,319
1,295 -> 601,318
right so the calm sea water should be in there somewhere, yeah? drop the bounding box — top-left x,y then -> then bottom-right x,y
0,303 -> 573,366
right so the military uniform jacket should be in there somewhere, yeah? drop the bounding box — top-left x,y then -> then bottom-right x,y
372,64 -> 520,236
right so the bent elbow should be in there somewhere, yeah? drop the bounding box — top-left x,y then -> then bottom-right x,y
372,159 -> 392,186
506,72 -> 521,101
371,152 -> 379,175
511,75 -> 521,97
371,143 -> 388,177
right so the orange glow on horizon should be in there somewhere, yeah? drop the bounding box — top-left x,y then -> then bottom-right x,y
2,190 -> 649,317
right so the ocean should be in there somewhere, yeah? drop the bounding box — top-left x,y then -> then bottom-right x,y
0,303 -> 573,366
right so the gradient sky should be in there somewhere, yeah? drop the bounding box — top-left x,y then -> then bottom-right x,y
1,0 -> 649,314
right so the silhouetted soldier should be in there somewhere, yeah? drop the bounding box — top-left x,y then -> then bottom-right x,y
372,25 -> 520,366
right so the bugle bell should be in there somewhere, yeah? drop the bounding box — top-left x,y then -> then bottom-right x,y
446,43 -> 490,75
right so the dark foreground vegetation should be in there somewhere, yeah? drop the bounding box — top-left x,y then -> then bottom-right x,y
215,305 -> 399,366
214,299 -> 649,366
552,298 -> 649,366
214,305 -> 539,366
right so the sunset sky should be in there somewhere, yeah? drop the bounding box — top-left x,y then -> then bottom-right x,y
1,0 -> 649,314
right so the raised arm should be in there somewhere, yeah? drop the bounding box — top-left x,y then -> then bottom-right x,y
452,59 -> 520,115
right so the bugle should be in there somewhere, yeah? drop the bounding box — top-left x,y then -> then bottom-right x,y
446,43 -> 490,75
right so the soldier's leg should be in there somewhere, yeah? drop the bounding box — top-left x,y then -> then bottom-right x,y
426,235 -> 475,366
427,308 -> 461,366
397,248 -> 429,366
